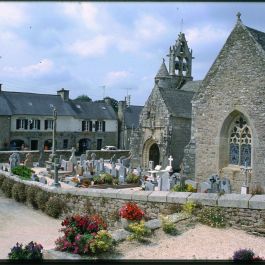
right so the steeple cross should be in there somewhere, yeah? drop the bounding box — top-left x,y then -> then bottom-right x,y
237,12 -> 241,22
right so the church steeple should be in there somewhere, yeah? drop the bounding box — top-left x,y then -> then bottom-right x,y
155,58 -> 169,79
167,32 -> 193,88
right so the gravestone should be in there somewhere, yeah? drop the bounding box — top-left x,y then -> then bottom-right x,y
76,163 -> 83,176
136,166 -> 142,177
208,175 -> 220,193
119,164 -> 127,184
39,176 -> 47,184
99,158 -> 104,172
9,153 -> 18,170
66,161 -> 74,172
200,181 -> 211,193
110,154 -> 117,164
111,163 -> 116,177
61,159 -> 67,170
95,160 -> 100,174
69,147 -> 77,165
219,178 -> 231,194
155,165 -> 162,171
31,173 -> 39,182
179,175 -> 187,190
38,148 -> 45,167
145,181 -> 155,191
24,153 -> 33,168
91,152 -> 97,161
159,172 -> 170,191
149,161 -> 154,170
80,154 -> 87,166
122,157 -> 131,168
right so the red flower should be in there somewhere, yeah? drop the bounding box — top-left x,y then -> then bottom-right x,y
119,202 -> 145,221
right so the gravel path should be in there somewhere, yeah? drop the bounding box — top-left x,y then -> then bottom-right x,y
1,191 -> 265,260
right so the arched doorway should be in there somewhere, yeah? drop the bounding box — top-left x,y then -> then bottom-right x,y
149,143 -> 160,167
79,138 -> 91,153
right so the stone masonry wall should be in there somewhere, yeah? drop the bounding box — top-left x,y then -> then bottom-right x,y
3,171 -> 265,234
191,22 -> 265,191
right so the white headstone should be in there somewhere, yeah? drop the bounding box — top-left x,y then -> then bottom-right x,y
159,172 -> 171,191
145,181 -> 155,191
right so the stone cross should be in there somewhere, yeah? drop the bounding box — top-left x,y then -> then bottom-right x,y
69,147 -> 77,165
168,155 -> 173,167
240,161 -> 252,187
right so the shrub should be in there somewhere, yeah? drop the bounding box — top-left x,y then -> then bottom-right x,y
55,214 -> 113,256
127,220 -> 151,242
8,241 -> 43,260
93,175 -> 104,185
12,183 -> 27,202
161,216 -> 180,236
100,173 -> 113,185
182,201 -> 196,215
197,206 -> 226,228
1,178 -> 15,198
232,249 -> 255,261
126,173 -> 140,184
35,190 -> 49,211
26,186 -> 39,209
119,202 -> 145,221
172,184 -> 196,192
45,196 -> 64,218
11,165 -> 34,180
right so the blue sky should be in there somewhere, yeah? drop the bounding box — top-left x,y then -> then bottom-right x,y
0,2 -> 265,105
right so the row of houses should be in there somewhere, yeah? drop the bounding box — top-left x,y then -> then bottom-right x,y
0,85 -> 143,153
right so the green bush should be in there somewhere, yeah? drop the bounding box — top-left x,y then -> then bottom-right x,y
12,183 -> 27,202
26,186 -> 39,209
45,196 -> 64,218
197,206 -> 226,228
35,190 -> 49,211
100,173 -> 113,185
93,175 -> 104,184
128,220 -> 152,243
11,166 -> 34,180
171,184 -> 196,192
1,178 -> 15,198
90,230 -> 114,254
182,201 -> 196,215
0,174 -> 5,188
126,173 -> 140,184
161,216 -> 180,236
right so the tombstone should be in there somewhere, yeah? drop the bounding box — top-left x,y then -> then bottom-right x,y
169,174 -> 178,189
179,175 -> 187,190
59,155 -> 65,164
110,154 -> 117,164
80,154 -> 87,166
155,165 -> 162,171
31,173 -> 39,182
95,160 -> 100,174
69,147 -> 77,165
14,153 -> 20,166
208,175 -> 220,193
76,163 -> 84,176
144,181 -> 155,191
91,153 -> 97,166
66,161 -> 74,172
122,157 -> 131,168
99,158 -> 104,172
24,153 -> 33,168
149,161 -> 154,170
158,172 -> 171,191
9,153 -> 18,170
136,166 -> 142,177
38,148 -> 45,167
219,178 -> 231,194
118,156 -> 126,165
39,176 -> 47,184
119,164 -> 127,184
200,182 -> 211,193
61,159 -> 67,171
111,163 -> 116,177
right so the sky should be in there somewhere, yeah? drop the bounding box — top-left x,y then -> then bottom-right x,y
0,2 -> 265,106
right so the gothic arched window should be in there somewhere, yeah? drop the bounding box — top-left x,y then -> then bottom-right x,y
229,115 -> 252,166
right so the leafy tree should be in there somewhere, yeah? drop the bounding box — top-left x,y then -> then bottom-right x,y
74,94 -> 92,102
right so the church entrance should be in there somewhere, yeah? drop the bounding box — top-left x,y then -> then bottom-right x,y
149,143 -> 160,167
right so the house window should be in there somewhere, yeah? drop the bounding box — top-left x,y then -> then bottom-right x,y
229,116 -> 252,167
44,120 -> 53,130
82,121 -> 92,132
16,119 -> 28,130
95,121 -> 105,132
29,119 -> 40,130
63,139 -> 68,149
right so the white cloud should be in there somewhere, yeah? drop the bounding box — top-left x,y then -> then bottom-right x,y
186,25 -> 229,45
105,70 -> 132,85
67,35 -> 113,57
3,59 -> 54,77
0,2 -> 28,27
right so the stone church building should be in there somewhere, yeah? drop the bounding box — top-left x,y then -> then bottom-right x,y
131,14 -> 265,191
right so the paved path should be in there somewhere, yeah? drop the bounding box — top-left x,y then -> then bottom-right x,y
0,192 -> 61,259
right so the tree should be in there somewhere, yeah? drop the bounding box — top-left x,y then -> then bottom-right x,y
74,94 -> 92,102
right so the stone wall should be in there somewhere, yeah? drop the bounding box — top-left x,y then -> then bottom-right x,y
2,171 -> 265,234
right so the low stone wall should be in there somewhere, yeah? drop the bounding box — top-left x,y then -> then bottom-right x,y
1,171 -> 265,234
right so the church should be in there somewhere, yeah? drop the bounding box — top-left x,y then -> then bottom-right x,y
131,13 -> 265,192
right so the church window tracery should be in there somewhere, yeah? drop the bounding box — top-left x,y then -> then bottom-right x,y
229,115 -> 252,166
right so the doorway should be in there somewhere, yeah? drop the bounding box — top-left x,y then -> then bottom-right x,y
149,143 -> 160,167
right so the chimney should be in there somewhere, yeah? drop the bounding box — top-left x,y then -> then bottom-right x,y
0,84 -> 2,92
57,88 -> 69,101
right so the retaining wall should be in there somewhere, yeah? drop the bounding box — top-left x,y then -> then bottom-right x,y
1,171 -> 265,235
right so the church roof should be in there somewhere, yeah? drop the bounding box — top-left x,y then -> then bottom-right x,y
246,26 -> 265,51
124,105 -> 143,129
181,80 -> 202,92
155,60 -> 169,78
159,88 -> 194,118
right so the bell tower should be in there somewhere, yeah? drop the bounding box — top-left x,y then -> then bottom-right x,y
167,32 -> 193,88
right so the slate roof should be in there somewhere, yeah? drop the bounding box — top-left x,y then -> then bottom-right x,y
71,100 -> 117,120
155,60 -> 169,78
124,105 -> 143,129
1,91 -> 76,116
181,80 -> 202,93
159,88 -> 194,118
246,26 -> 265,51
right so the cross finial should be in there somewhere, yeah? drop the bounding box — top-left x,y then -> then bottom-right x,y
236,12 -> 241,22
162,58 -> 165,63
168,155 -> 173,167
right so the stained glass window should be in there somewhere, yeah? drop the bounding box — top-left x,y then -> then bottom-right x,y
229,116 -> 251,166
